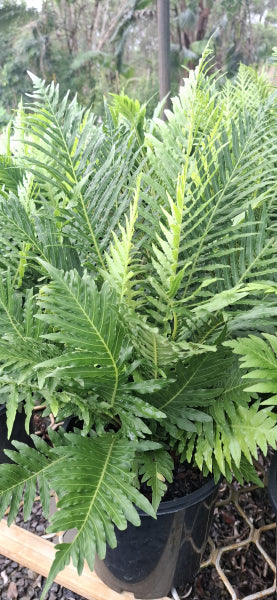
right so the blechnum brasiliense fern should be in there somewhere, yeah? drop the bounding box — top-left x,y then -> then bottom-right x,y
0,48 -> 277,596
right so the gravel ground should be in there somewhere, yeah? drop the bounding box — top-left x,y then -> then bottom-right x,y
0,454 -> 276,599
0,501 -> 86,599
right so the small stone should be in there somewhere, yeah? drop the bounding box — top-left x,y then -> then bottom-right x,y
14,578 -> 25,587
63,592 -> 76,599
7,581 -> 18,599
26,586 -> 35,599
36,524 -> 45,533
49,593 -> 57,600
51,582 -> 59,592
13,572 -> 25,580
34,574 -> 42,588
27,569 -> 37,581
1,570 -> 8,585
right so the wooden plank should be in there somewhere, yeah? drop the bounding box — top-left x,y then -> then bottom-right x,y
0,519 -> 170,600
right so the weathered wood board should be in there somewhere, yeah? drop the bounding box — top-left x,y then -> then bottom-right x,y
0,519 -> 170,600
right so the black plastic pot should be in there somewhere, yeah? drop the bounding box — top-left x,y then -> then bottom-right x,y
268,450 -> 277,572
268,451 -> 277,515
95,475 -> 220,599
0,405 -> 32,463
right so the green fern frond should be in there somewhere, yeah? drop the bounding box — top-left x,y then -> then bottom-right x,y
0,431 -> 155,600
148,349 -> 233,432
138,449 -> 174,512
226,333 -> 277,403
0,434 -> 59,523
222,64 -> 270,127
149,170 -> 192,326
18,75 -> 142,272
0,155 -> 23,197
42,432 -> 155,599
36,263 -> 124,404
173,357 -> 277,480
109,92 -> 146,145
101,175 -> 141,306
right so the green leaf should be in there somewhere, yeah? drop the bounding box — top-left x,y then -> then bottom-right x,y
139,449 -> 173,512
226,334 -> 277,401
41,433 -> 155,599
6,385 -> 19,439
36,264 -> 124,405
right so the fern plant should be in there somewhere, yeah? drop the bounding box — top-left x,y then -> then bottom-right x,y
0,48 -> 277,597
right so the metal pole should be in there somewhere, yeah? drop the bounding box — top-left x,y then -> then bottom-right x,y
157,0 -> 171,117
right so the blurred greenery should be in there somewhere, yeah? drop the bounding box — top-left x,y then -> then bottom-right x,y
0,0 -> 276,127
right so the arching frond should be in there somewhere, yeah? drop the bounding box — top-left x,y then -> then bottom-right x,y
0,431 -> 155,600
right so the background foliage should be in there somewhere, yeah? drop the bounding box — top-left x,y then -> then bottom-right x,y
0,0 -> 277,128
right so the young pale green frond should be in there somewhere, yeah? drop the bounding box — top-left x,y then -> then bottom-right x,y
17,171 -> 38,215
36,263 -> 125,405
109,93 -> 146,146
226,334 -> 277,402
144,47 -> 221,206
41,432 -> 155,600
101,176 -> 141,305
149,171 -> 192,323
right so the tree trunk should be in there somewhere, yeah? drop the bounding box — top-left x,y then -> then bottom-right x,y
157,0 -> 171,117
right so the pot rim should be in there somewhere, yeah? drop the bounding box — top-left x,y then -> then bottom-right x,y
139,473 -> 222,517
